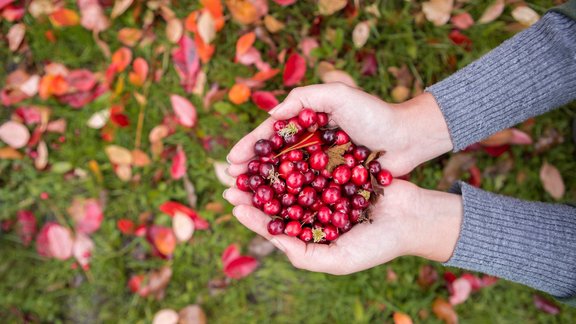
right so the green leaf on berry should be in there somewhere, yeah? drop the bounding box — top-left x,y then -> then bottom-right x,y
312,227 -> 326,243
325,143 -> 351,172
358,189 -> 371,201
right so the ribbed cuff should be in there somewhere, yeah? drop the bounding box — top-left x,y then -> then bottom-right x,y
426,12 -> 576,151
445,181 -> 576,299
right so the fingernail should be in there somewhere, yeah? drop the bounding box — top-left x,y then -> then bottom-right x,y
222,189 -> 228,200
268,104 -> 281,115
270,238 -> 286,253
232,206 -> 239,217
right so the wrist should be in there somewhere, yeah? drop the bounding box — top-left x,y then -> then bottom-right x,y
407,187 -> 463,262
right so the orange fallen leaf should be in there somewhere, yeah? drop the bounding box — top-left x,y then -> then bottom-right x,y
49,8 -> 80,27
0,147 -> 23,159
228,83 -> 251,104
111,47 -> 132,73
185,11 -> 200,33
432,298 -> 458,324
236,32 -> 256,57
226,0 -> 258,25
129,58 -> 148,86
118,28 -> 142,47
202,0 -> 225,30
194,34 -> 215,64
393,312 -> 414,324
39,74 -> 69,99
252,68 -> 280,82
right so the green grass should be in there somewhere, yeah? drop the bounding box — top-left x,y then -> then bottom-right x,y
1,0 -> 575,322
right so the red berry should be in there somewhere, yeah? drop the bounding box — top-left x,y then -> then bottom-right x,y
335,130 -> 350,145
341,221 -> 352,233
351,194 -> 369,209
287,150 -> 304,162
284,221 -> 302,237
368,160 -> 382,174
255,185 -> 274,203
333,197 -> 351,214
236,174 -> 250,192
353,145 -> 370,162
249,175 -> 264,191
311,175 -> 328,191
324,225 -> 339,241
287,205 -> 304,220
377,169 -> 393,186
306,144 -> 322,153
267,219 -> 285,235
247,160 -> 261,175
295,161 -> 309,172
252,195 -> 264,208
342,182 -> 357,196
281,193 -> 296,206
299,227 -> 314,242
288,118 -> 304,134
331,210 -> 349,229
302,211 -> 315,224
273,120 -> 287,132
321,169 -> 332,178
343,154 -> 355,168
279,161 -> 295,178
351,165 -> 369,186
260,154 -> 279,166
259,162 -> 275,178
317,206 -> 332,224
287,186 -> 302,195
332,165 -> 352,184
310,151 -> 329,170
284,134 -> 298,145
350,209 -> 363,224
263,199 -> 281,215
254,139 -> 273,156
298,108 -> 318,128
286,172 -> 305,188
270,134 -> 284,150
322,187 -> 341,205
321,129 -> 336,145
271,180 -> 286,194
297,187 -> 317,207
311,200 -> 324,211
317,112 -> 329,127
303,171 -> 315,184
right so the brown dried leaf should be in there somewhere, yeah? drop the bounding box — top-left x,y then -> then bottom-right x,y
318,0 -> 347,16
325,143 -> 351,172
437,153 -> 476,190
0,147 -> 24,160
478,0 -> 505,24
178,305 -> 207,324
432,298 -> 458,324
388,65 -> 413,87
35,140 -> 48,170
422,0 -> 454,26
264,15 -> 285,33
111,0 -> 134,19
417,265 -> 438,289
144,266 -> 173,300
534,128 -> 564,154
131,149 -> 151,167
539,161 -> 565,200
364,151 -> 382,167
183,175 -> 198,208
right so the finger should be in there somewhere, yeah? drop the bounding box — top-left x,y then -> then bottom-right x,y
223,188 -> 253,206
228,118 -> 276,164
269,84 -> 348,120
227,162 -> 249,177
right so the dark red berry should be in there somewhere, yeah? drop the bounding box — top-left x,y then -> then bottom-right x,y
284,134 -> 298,145
286,172 -> 305,188
331,211 -> 349,229
247,160 -> 261,175
353,145 -> 370,162
259,154 -> 279,166
368,160 -> 382,174
263,199 -> 281,215
317,206 -> 332,224
377,169 -> 393,186
287,149 -> 304,162
346,143 -> 356,154
322,187 -> 341,205
311,175 -> 328,191
271,180 -> 286,194
324,225 -> 339,241
299,227 -> 314,242
362,181 -> 373,191
249,175 -> 264,191
311,200 -> 324,211
259,162 -> 275,178
255,185 -> 274,203
343,154 -> 355,168
321,129 -> 336,145
295,161 -> 309,172
351,165 -> 369,186
284,221 -> 302,237
236,174 -> 250,192
335,130 -> 350,145
298,108 -> 318,128
297,187 -> 317,207
350,209 -> 363,224
281,193 -> 296,206
333,197 -> 351,214
254,139 -> 273,156
342,182 -> 357,196
332,165 -> 352,184
287,205 -> 304,220
267,219 -> 285,235
317,112 -> 329,127
303,170 -> 315,184
341,221 -> 352,233
302,211 -> 315,224
252,195 -> 264,208
351,194 -> 369,209
270,134 -> 284,150
310,151 -> 329,170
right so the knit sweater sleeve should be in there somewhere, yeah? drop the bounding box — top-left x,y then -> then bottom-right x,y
444,182 -> 576,302
426,11 -> 576,151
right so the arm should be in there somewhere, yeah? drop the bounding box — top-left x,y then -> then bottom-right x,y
427,11 -> 576,151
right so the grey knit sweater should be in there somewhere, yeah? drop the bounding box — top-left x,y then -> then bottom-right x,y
426,10 -> 576,304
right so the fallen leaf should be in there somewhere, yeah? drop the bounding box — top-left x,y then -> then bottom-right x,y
391,86 -> 410,102
111,0 -> 133,19
422,0 -> 453,26
111,47 -> 132,73
393,312 -> 414,324
321,70 -> 357,88
118,28 -> 142,47
451,13 -> 474,30
0,121 -> 30,148
352,21 -> 370,48
117,218 -> 135,235
449,278 -> 472,305
178,305 -> 207,324
159,201 -> 210,230
68,198 -> 104,234
273,0 -> 296,5
325,143 -> 352,172
478,0 -> 505,24
251,91 -> 278,111
226,0 -> 258,25
129,58 -> 149,86
16,210 -> 36,246
539,161 -> 565,200
512,6 -> 540,27
228,83 -> 251,105
171,145 -> 187,180
171,94 -> 198,128
437,153 -> 476,191
197,12 -> 216,44
264,15 -> 285,33
172,36 -> 201,93
49,8 -> 79,27
318,0 -> 346,15
78,0 -> 109,32
87,109 -> 110,129
35,140 -> 48,170
534,128 -> 564,154
149,225 -> 177,257
224,256 -> 259,279
138,266 -> 172,299
132,149 -> 151,167
153,309 -> 179,324
236,32 -> 256,57
36,222 -> 74,260
173,212 -> 195,242
73,233 -> 94,268
166,18 -> 184,44
533,295 -> 560,315
0,147 -> 23,159
105,145 -> 133,165
480,128 -> 532,146
432,298 -> 458,324
7,23 -> 25,52
283,53 -> 306,87
417,264 -> 438,289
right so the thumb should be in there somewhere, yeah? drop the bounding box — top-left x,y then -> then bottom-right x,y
269,84 -> 346,120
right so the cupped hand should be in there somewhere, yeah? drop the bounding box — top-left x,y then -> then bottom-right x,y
227,83 -> 453,177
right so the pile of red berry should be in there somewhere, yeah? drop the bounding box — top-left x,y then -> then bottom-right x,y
236,109 -> 393,243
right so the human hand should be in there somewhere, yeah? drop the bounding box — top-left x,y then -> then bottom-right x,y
223,179 -> 463,274
227,83 -> 453,177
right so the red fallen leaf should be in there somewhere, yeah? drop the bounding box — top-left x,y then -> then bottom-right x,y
0,0 -> 15,10
1,3 -> 24,21
449,277 -> 472,305
49,8 -> 80,27
460,273 -> 482,292
16,210 -> 36,246
482,144 -> 509,157
444,271 -> 457,284
159,201 -> 210,230
39,74 -> 69,99
251,91 -> 278,111
533,295 -> 560,315
129,58 -> 148,86
451,13 -> 474,30
66,69 -> 96,92
222,243 -> 241,268
111,47 -> 132,73
299,37 -> 319,64
36,222 -> 74,260
0,121 -> 30,149
110,105 -> 130,127
14,107 -> 40,125
194,33 -> 216,64
171,145 -> 187,180
224,256 -> 259,279
448,30 -> 472,51
274,0 -> 296,5
117,218 -> 135,235
357,51 -> 378,76
480,275 -> 498,287
417,264 -> 438,289
283,53 -> 306,86
68,198 -> 104,235
147,225 -> 177,257
480,128 -> 532,147
171,94 -> 198,128
73,233 -> 94,268
467,164 -> 482,187
128,274 -> 145,294
252,68 -> 280,82
172,35 -> 201,93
